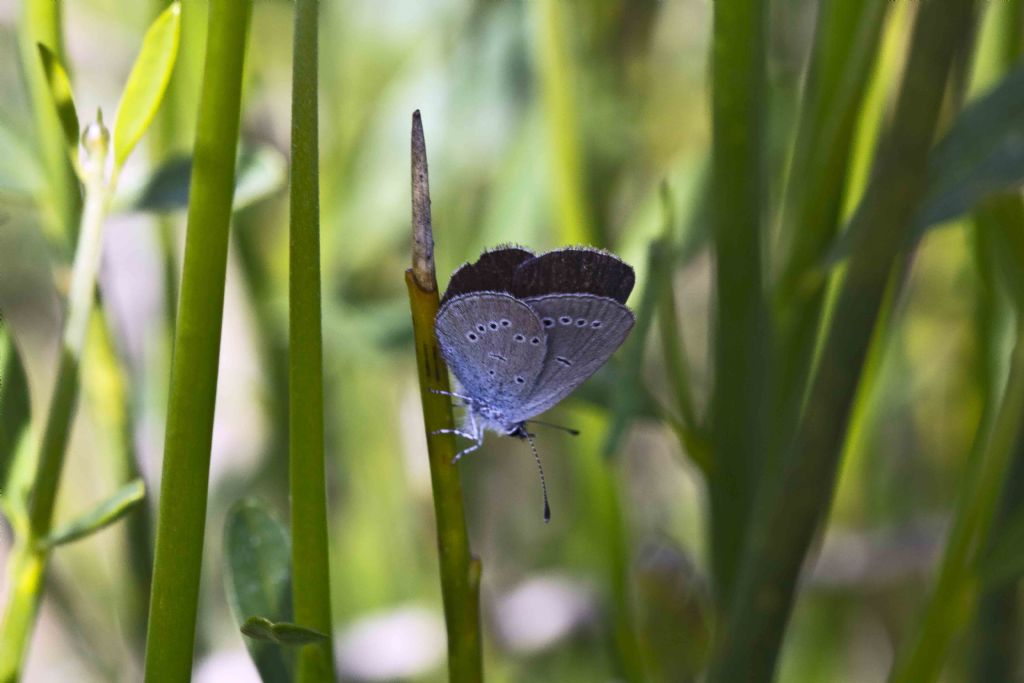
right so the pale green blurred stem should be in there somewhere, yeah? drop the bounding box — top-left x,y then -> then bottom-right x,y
532,0 -> 593,245
0,121 -> 110,683
17,0 -> 80,241
891,320 -> 1024,683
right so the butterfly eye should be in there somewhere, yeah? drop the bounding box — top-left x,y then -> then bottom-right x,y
515,376 -> 525,384
489,370 -> 496,376
489,321 -> 499,330
559,316 -> 572,325
466,332 -> 479,341
530,337 -> 541,345
542,318 -> 555,327
476,324 -> 486,333
500,319 -> 511,327
513,334 -> 526,342
575,318 -> 587,327
591,320 -> 603,328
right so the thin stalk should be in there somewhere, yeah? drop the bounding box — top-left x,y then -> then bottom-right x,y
406,111 -> 483,683
142,0 -> 253,679
706,0 -> 977,679
532,0 -> 593,245
0,118 -> 109,683
891,320 -> 1024,683
969,3 -> 1024,677
707,0 -> 768,607
288,0 -> 336,680
771,0 -> 887,474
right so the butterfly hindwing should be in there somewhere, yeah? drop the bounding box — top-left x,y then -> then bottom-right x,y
435,292 -> 548,409
509,293 -> 635,422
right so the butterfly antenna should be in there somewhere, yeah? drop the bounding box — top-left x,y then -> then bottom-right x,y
525,419 -> 580,436
523,431 -> 551,523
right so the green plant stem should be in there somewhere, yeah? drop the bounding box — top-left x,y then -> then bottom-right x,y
288,0 -> 336,680
891,320 -> 1024,683
707,0 -> 768,607
407,111 -> 483,683
142,0 -> 253,679
705,0 -> 977,679
771,0 -> 887,470
532,0 -> 593,245
0,120 -> 110,683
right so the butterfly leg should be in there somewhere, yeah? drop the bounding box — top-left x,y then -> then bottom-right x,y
451,411 -> 483,464
430,389 -> 474,402
451,441 -> 482,464
431,427 -> 476,439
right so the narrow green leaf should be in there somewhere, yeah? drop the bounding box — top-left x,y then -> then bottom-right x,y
112,2 -> 181,169
223,498 -> 292,683
826,63 -> 1024,267
43,479 -> 145,547
0,326 -> 31,493
35,43 -> 79,156
917,64 -> 1024,229
241,616 -> 330,646
241,616 -> 329,646
125,144 -> 287,213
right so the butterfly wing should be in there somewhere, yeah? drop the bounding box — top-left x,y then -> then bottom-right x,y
435,292 -> 548,408
511,247 -> 635,304
508,293 -> 634,422
441,247 -> 535,305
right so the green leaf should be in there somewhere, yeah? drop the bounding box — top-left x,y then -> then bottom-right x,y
43,479 -> 145,547
917,64 -> 1024,229
35,43 -> 79,155
241,616 -> 329,646
825,64 -> 1024,267
112,2 -> 181,169
0,325 -> 31,493
124,144 -> 287,213
224,498 -> 292,683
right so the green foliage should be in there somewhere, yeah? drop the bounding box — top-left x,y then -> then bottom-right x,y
34,44 -> 78,159
0,330 -> 30,493
112,2 -> 181,170
918,64 -> 1024,229
43,479 -> 145,548
241,617 -> 329,646
224,499 -> 293,683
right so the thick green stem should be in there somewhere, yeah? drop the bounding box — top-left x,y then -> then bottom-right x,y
407,111 -> 483,683
288,0 -> 336,680
142,0 -> 252,679
705,0 -> 977,679
708,0 -> 768,607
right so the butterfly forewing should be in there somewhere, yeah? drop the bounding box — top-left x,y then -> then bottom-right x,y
509,293 -> 635,421
511,248 -> 635,304
440,247 -> 535,305
435,292 -> 548,409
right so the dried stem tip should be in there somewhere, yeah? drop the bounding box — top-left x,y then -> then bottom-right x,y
411,110 -> 436,292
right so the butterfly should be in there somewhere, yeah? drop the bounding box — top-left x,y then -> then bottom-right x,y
433,246 -> 636,520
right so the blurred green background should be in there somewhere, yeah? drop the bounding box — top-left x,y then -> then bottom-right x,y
0,0 -> 1014,680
